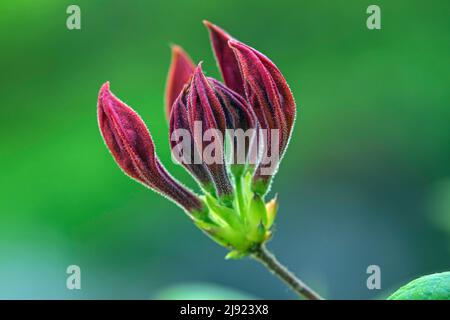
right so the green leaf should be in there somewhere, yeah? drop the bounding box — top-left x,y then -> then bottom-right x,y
387,272 -> 450,300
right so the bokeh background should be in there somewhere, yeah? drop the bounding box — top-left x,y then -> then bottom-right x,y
0,0 -> 449,299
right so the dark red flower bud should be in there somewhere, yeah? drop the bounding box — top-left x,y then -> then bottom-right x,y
170,84 -> 215,195
165,45 -> 195,119
204,20 -> 245,98
228,39 -> 296,195
187,64 -> 234,201
98,82 -> 206,215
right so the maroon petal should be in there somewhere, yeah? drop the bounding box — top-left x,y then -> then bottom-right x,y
204,20 -> 245,97
250,47 -> 296,136
98,82 -> 205,214
165,45 -> 195,119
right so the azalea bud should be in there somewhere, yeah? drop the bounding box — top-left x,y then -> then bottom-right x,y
228,39 -> 296,195
204,22 -> 296,196
170,84 -> 215,195
165,45 -> 195,119
98,82 -> 206,216
187,64 -> 234,202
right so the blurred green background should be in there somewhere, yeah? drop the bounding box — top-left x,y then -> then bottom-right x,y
0,0 -> 449,299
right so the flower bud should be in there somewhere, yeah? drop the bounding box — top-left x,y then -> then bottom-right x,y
170,84 -> 215,195
228,39 -> 296,195
98,82 -> 206,216
204,21 -> 297,196
187,64 -> 234,202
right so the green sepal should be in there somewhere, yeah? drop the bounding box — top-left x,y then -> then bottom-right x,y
225,250 -> 249,260
248,194 -> 268,226
204,195 -> 241,229
251,177 -> 271,197
218,192 -> 235,208
247,194 -> 267,242
193,170 -> 278,259
230,164 -> 245,178
265,195 -> 278,229
193,217 -> 219,231
200,182 -> 217,197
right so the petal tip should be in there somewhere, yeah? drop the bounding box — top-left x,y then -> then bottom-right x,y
170,44 -> 186,57
169,44 -> 195,68
98,82 -> 112,108
202,19 -> 212,27
165,44 -> 196,118
203,20 -> 229,38
100,81 -> 110,93
194,61 -> 204,74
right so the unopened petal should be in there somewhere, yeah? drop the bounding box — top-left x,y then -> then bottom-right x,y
165,45 -> 196,119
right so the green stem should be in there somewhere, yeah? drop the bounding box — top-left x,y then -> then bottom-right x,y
252,245 -> 324,300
